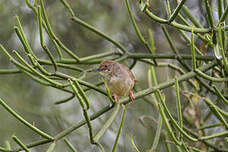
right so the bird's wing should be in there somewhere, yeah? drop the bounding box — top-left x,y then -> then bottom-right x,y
120,64 -> 135,80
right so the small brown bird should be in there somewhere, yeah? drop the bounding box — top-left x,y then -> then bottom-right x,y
95,60 -> 135,102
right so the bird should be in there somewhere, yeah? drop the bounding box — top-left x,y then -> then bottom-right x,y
94,60 -> 135,102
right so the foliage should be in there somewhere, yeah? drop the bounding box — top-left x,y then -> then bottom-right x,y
0,0 -> 228,151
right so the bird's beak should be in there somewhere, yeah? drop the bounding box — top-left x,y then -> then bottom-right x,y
92,67 -> 103,72
87,67 -> 104,72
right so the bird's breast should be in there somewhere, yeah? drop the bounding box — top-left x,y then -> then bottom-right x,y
108,75 -> 134,96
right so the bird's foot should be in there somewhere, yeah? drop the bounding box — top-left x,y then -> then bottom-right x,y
112,93 -> 119,102
129,91 -> 135,101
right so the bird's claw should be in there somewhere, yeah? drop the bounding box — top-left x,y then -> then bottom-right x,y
129,91 -> 135,101
112,93 -> 119,102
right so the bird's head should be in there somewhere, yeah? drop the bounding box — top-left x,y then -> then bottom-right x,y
94,60 -> 115,77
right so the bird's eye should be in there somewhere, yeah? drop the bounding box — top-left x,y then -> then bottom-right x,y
104,65 -> 108,68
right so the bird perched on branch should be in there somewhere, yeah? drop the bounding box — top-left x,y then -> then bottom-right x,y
94,60 -> 135,102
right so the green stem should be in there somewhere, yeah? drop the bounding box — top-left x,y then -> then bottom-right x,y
204,98 -> 228,130
150,115 -> 162,151
40,0 -> 80,61
199,131 -> 228,140
168,0 -> 187,23
12,136 -> 30,152
128,53 -> 218,61
54,94 -> 75,104
63,138 -> 78,152
37,5 -> 57,71
46,143 -> 56,152
175,78 -> 183,140
125,0 -> 152,53
0,98 -> 54,140
157,91 -> 197,142
145,9 -> 211,33
158,103 -> 181,145
219,5 -> 228,23
131,137 -> 141,152
204,0 -> 214,29
13,51 -> 62,86
74,79 -> 90,109
218,23 -> 228,73
0,69 -> 21,74
60,0 -> 128,54
15,16 -> 37,59
191,28 -> 197,70
181,4 -> 203,28
121,60 -> 217,105
195,69 -> 228,82
213,85 -> 228,105
94,103 -> 120,143
111,105 -> 126,152
69,80 -> 85,109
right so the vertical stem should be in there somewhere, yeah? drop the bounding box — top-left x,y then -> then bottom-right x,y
175,78 -> 183,140
150,115 -> 163,151
111,105 -> 126,152
204,0 -> 214,29
191,28 -> 197,70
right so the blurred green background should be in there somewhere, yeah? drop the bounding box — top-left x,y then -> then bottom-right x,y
0,0 -> 225,151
